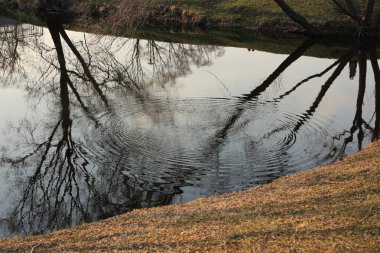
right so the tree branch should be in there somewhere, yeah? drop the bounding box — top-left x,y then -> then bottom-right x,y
274,0 -> 322,36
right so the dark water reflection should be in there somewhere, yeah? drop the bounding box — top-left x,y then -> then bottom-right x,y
0,14 -> 379,237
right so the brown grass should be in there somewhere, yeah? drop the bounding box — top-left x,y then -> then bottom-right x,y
1,141 -> 380,252
104,0 -> 162,29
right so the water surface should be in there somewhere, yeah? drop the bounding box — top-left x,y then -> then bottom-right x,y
0,16 -> 379,237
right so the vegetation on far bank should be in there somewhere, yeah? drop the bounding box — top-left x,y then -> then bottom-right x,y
73,0 -> 380,37
168,0 -> 350,26
1,140 -> 379,252
1,0 -> 380,37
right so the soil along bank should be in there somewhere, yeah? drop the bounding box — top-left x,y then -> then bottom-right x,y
1,141 -> 379,252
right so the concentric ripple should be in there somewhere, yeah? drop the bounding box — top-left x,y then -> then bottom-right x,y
80,95 -> 345,201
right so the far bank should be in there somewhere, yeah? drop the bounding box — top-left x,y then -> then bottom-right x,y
1,0 -> 380,38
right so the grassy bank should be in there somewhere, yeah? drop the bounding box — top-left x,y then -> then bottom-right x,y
167,0 -> 380,34
1,0 -> 380,36
1,140 -> 379,252
168,0 -> 350,26
85,0 -> 379,36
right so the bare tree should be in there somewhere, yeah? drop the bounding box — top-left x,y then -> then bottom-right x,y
274,0 -> 322,36
330,0 -> 376,36
274,0 -> 379,37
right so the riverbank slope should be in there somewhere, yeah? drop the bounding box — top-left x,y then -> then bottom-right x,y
78,0 -> 380,37
1,140 -> 379,252
1,0 -> 380,37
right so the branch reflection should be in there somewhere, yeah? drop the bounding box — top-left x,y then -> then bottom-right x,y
0,15 -> 378,237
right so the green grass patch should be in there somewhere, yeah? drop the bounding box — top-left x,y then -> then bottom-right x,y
167,0 -> 353,25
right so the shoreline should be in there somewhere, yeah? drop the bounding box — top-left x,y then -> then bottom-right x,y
1,2 -> 379,39
1,140 -> 379,252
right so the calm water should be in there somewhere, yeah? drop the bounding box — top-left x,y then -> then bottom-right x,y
0,16 -> 379,237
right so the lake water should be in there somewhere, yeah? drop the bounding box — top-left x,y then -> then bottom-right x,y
0,15 -> 379,237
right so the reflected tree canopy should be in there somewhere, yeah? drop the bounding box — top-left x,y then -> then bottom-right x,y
0,14 -> 224,236
0,23 -> 43,79
0,14 -> 379,237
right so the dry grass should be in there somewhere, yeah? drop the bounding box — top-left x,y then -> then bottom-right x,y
1,141 -> 380,252
105,0 -> 162,29
168,0 -> 377,24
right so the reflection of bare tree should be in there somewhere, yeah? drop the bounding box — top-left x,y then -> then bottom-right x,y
0,14 -> 224,236
369,46 -> 380,140
86,36 -> 223,89
0,27 -> 20,75
206,40 -> 379,182
0,23 -> 43,79
343,49 -> 367,149
1,15 -> 108,235
253,49 -> 356,172
205,39 -> 316,154
145,39 -> 220,86
333,45 -> 380,155
0,14 -> 379,237
291,49 -> 356,133
0,24 -> 23,78
4,87 -> 104,235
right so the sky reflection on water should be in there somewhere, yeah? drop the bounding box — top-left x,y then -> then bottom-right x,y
0,16 -> 379,237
